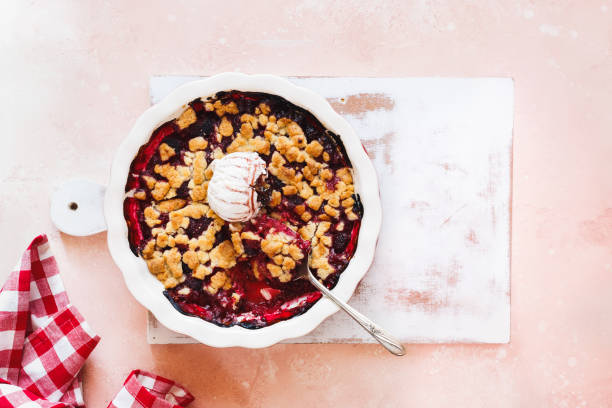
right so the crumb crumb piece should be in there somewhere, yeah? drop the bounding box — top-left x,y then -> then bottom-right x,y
177,107 -> 197,129
219,116 -> 234,137
159,143 -> 176,161
189,137 -> 208,151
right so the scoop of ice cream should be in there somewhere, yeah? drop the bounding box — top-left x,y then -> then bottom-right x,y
207,152 -> 267,222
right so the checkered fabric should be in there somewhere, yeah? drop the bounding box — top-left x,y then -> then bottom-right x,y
0,235 -> 100,407
107,370 -> 194,408
0,235 -> 194,407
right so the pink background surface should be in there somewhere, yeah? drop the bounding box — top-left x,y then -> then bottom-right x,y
1,1 -> 611,406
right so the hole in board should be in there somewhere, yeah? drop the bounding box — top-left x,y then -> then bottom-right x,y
69,202 -> 78,211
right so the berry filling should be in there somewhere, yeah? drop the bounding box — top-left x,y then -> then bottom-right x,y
123,91 -> 363,328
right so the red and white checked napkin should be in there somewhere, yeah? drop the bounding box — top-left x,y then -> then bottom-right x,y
0,235 -> 194,408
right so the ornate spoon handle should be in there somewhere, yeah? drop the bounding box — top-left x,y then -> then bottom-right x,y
307,274 -> 406,356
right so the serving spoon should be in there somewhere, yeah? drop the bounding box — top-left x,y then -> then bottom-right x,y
295,251 -> 406,356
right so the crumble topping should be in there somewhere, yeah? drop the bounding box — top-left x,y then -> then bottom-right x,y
177,107 -> 197,129
158,143 -> 176,161
124,91 -> 363,328
209,240 -> 237,269
188,136 -> 208,152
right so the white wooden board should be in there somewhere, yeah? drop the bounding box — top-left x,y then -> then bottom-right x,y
147,76 -> 513,344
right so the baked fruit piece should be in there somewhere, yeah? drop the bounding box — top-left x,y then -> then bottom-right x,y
240,214 -> 311,283
124,91 -> 363,328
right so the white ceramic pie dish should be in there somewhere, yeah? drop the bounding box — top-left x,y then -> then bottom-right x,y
105,73 -> 382,348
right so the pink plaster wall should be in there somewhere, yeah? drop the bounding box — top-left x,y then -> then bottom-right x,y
1,1 -> 611,406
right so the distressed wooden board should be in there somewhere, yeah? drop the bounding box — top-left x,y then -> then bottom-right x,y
147,76 -> 513,344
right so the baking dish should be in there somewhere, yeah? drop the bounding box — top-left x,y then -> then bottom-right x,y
104,73 -> 382,348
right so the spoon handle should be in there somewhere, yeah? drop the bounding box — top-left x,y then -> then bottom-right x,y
307,274 -> 406,356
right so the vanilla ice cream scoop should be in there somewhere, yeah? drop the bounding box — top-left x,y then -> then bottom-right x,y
207,152 -> 267,222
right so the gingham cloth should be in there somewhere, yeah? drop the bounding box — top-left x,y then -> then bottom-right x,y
107,370 -> 194,408
0,235 -> 194,408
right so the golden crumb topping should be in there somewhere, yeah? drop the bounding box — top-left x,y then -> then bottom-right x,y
176,107 -> 197,129
132,95 -> 361,299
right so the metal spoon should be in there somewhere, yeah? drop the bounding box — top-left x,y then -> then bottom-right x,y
295,252 -> 406,356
